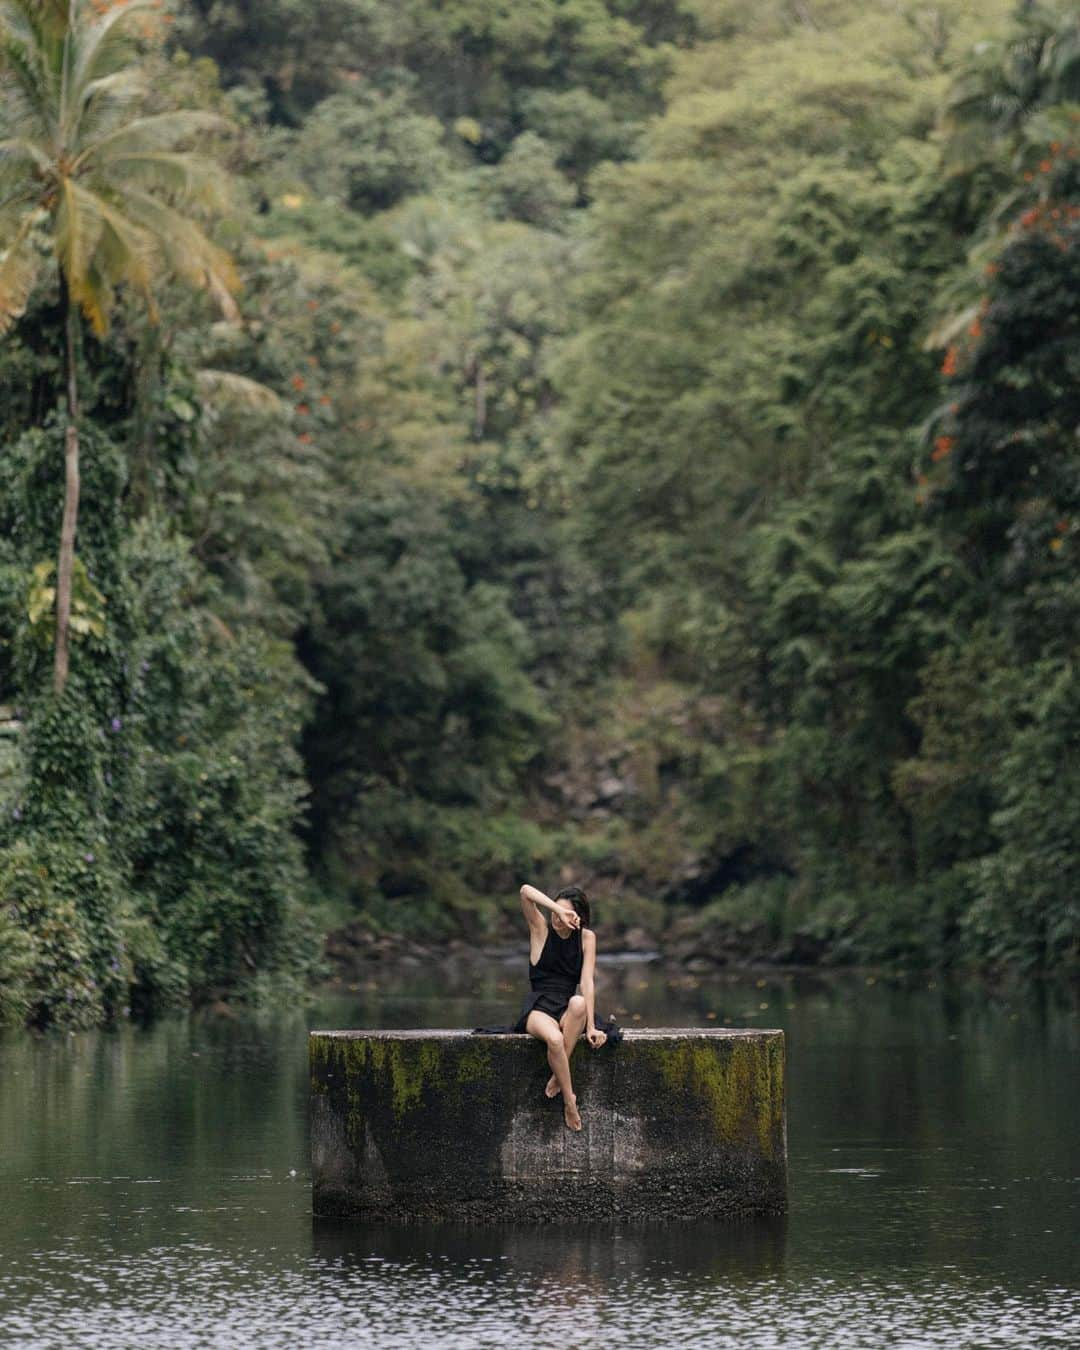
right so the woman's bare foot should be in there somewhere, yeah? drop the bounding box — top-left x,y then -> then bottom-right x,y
545,1074 -> 561,1099
563,1095 -> 582,1131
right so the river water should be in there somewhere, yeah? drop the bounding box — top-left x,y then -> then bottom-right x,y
1,956 -> 1077,1348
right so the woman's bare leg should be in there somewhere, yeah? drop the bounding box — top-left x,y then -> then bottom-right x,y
546,995 -> 587,1099
526,1009 -> 581,1131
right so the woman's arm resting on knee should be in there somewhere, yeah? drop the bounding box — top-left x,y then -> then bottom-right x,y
580,930 -> 606,1047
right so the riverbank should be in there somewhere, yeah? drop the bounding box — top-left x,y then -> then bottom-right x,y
321,914 -> 764,979
323,912 -> 1080,992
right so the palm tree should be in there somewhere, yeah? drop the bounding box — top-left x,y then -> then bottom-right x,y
944,3 -> 1080,164
0,0 -> 239,694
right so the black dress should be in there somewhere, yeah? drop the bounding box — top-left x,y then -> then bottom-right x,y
513,924 -> 582,1032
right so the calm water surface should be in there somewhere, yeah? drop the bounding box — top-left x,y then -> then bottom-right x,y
1,957 -> 1077,1347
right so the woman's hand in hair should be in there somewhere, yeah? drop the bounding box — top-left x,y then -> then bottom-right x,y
554,903 -> 580,930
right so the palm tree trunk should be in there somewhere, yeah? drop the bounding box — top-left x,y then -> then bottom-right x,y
54,289 -> 80,696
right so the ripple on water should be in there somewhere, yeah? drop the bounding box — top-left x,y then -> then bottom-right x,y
1,1228 -> 1078,1350
1,968 -> 1077,1348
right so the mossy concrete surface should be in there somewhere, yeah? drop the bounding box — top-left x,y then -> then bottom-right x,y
311,1029 -> 787,1223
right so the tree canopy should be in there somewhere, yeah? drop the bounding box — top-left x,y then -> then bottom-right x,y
2,0 -> 1078,1026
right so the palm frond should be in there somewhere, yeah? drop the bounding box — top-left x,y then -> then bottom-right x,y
94,191 -> 158,320
0,133 -> 52,174
0,205 -> 41,333
75,65 -> 147,144
81,109 -> 230,164
100,151 -> 230,210
67,0 -> 159,120
0,20 -> 53,137
923,301 -> 980,352
124,186 -> 240,320
82,253 -> 116,331
2,0 -> 67,34
56,174 -> 106,320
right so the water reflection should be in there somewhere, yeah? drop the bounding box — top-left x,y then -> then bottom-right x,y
0,964 -> 1077,1348
313,1213 -> 788,1286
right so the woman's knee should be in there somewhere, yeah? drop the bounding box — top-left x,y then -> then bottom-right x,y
567,995 -> 587,1020
546,1029 -> 565,1053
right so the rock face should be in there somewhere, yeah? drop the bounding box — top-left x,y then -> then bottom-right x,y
310,1029 -> 787,1223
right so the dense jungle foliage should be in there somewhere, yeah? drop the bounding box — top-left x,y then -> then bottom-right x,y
1,0 -> 1078,1026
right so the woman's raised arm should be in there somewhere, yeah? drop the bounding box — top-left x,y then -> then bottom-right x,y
519,883 -> 580,931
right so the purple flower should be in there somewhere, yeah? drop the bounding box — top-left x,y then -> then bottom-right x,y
140,660 -> 150,674
110,717 -> 122,733
11,807 -> 21,821
85,852 -> 95,864
104,772 -> 112,786
110,959 -> 120,973
66,991 -> 73,1003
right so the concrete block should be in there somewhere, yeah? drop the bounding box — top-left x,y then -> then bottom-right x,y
311,1029 -> 787,1223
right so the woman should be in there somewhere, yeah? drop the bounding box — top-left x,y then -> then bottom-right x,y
516,882 -> 608,1132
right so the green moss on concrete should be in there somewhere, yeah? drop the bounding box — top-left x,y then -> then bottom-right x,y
454,1040 -> 492,1086
655,1035 -> 783,1160
309,1035 -> 331,1095
319,1034 -> 499,1133
387,1039 -> 441,1117
764,1035 -> 786,1155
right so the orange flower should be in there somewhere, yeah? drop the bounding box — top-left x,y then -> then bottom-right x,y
932,436 -> 955,463
1023,171 -> 1034,182
1050,537 -> 1063,553
1039,159 -> 1052,173
941,347 -> 958,377
968,318 -> 982,339
290,374 -> 306,391
1055,519 -> 1069,534
318,395 -> 332,406
295,402 -> 309,415
307,299 -> 318,312
1020,207 -> 1040,228
297,432 -> 313,444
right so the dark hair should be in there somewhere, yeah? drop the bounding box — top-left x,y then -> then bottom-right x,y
555,886 -> 591,929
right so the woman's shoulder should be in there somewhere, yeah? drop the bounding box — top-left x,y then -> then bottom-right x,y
581,927 -> 597,944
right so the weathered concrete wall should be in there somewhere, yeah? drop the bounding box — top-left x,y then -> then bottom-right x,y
310,1029 -> 787,1223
